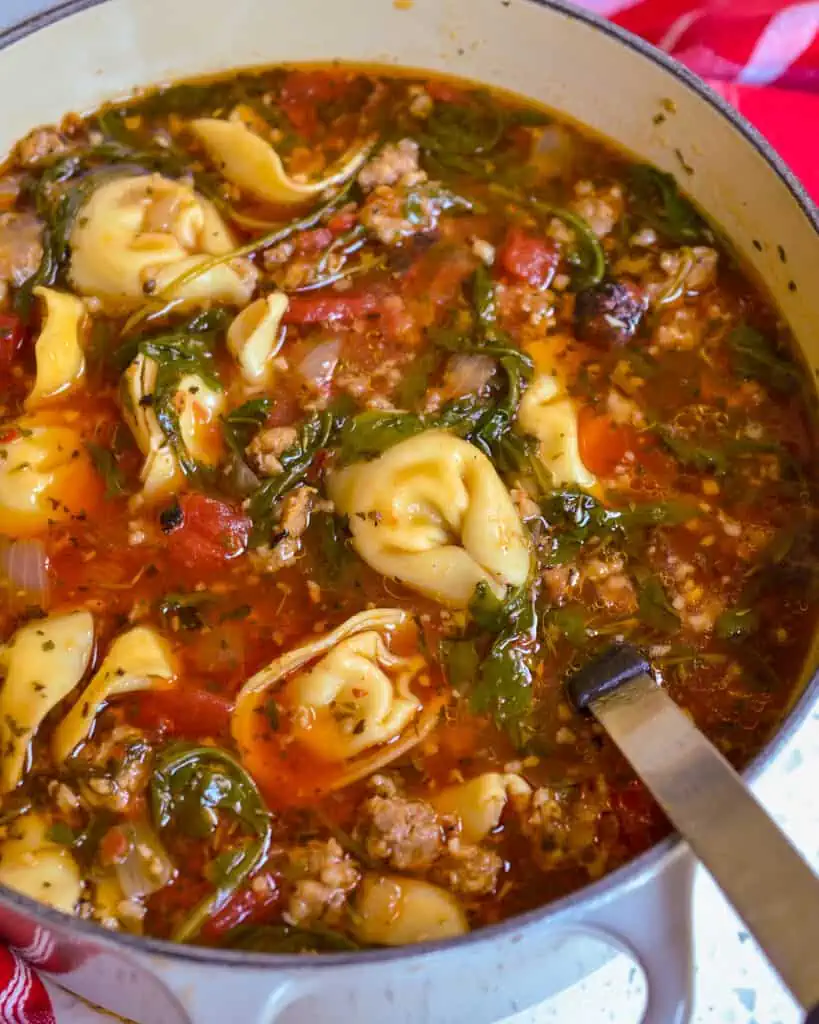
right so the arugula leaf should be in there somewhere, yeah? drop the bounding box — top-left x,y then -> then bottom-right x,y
220,398 -> 272,498
544,604 -> 588,648
637,576 -> 681,634
715,606 -> 760,640
309,510 -> 352,582
439,638 -> 481,691
46,821 -> 78,846
653,425 -> 728,475
419,92 -> 508,157
627,165 -> 708,244
468,581 -> 527,633
150,742 -> 271,942
727,324 -> 801,393
246,411 -> 334,545
84,442 -> 127,498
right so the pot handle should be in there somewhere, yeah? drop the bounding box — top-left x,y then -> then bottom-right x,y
580,848 -> 695,1024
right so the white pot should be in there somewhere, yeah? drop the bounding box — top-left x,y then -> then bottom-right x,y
0,2 -> 817,1022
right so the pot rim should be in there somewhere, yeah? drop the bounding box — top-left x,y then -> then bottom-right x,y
0,0 -> 817,973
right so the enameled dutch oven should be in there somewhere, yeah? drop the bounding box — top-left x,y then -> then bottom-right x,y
0,2 -> 817,1022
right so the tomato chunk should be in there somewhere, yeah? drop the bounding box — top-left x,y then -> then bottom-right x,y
497,227 -> 558,288
127,687 -> 233,739
201,871 -> 281,941
283,290 -> 382,325
163,494 -> 250,572
293,227 -> 334,254
280,71 -> 351,135
0,313 -> 25,371
577,407 -> 637,477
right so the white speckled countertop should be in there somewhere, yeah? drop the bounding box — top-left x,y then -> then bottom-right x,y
2,3 -> 818,1021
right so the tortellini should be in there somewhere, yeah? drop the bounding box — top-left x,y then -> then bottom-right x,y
517,338 -> 597,491
233,609 -> 423,766
0,413 -> 101,536
431,772 -> 531,844
53,625 -> 176,763
227,292 -> 288,385
68,174 -> 257,309
352,874 -> 469,946
328,430 -> 531,608
121,355 -> 224,499
26,287 -> 87,407
0,813 -> 82,914
0,611 -> 94,793
190,118 -> 370,205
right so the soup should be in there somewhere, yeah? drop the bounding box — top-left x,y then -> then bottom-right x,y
0,66 -> 814,952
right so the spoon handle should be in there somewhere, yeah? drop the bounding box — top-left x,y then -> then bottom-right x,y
567,645 -> 819,1017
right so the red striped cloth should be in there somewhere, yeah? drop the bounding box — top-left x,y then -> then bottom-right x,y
0,2 -> 818,1021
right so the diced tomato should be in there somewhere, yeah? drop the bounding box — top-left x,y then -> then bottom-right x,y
283,290 -> 382,325
201,871 -> 281,941
0,313 -> 25,371
497,227 -> 559,288
127,686 -> 233,739
99,826 -> 130,867
293,227 -> 334,254
163,494 -> 250,572
326,209 -> 356,234
577,407 -> 637,477
426,80 -> 467,104
280,70 -> 351,135
0,427 -> 20,444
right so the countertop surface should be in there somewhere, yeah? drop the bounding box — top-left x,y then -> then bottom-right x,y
2,3 -> 818,1022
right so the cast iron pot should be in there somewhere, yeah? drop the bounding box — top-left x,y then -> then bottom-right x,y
0,1 -> 817,1022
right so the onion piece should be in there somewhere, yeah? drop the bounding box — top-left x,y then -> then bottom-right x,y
295,337 -> 342,393
114,819 -> 176,900
0,538 -> 49,610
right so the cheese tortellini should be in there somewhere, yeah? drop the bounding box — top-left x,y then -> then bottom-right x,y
233,609 -> 424,768
26,287 -> 87,407
68,174 -> 257,309
0,813 -> 82,914
431,772 -> 532,844
517,373 -> 597,490
53,625 -> 176,763
352,874 -> 468,946
0,611 -> 94,793
329,431 -> 531,608
121,354 -> 224,499
0,413 -> 101,536
190,118 -> 370,205
227,292 -> 288,385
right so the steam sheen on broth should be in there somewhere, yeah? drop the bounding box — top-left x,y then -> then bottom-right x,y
0,66 -> 814,952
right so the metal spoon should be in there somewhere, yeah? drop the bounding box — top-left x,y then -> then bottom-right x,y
566,644 -> 819,1022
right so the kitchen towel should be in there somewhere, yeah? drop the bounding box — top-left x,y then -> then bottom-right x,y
0,0 -> 817,1021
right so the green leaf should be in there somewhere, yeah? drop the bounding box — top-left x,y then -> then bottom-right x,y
84,442 -> 127,498
222,399 -> 273,455
224,923 -> 359,954
246,410 -> 335,545
715,607 -> 760,640
419,92 -> 507,157
338,410 -> 426,463
440,638 -> 481,691
544,604 -> 588,647
150,742 -> 272,942
627,165 -> 707,244
638,576 -> 681,634
468,581 -> 526,633
727,324 -> 801,393
653,426 -> 729,475
157,591 -> 213,631
309,510 -> 352,582
46,821 -> 77,846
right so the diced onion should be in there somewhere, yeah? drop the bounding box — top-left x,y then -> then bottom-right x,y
295,338 -> 341,392
0,538 -> 49,609
114,819 -> 176,900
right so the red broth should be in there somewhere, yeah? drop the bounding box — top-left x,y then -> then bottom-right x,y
0,66 -> 814,951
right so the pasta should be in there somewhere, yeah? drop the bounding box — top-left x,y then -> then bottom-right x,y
0,413 -> 101,536
26,287 -> 87,407
0,813 -> 82,914
329,431 -> 531,607
121,355 -> 224,499
190,118 -> 371,205
52,626 -> 176,763
69,174 -> 257,309
352,875 -> 469,945
0,611 -> 94,793
227,293 -> 288,385
431,773 -> 532,844
517,372 -> 597,491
